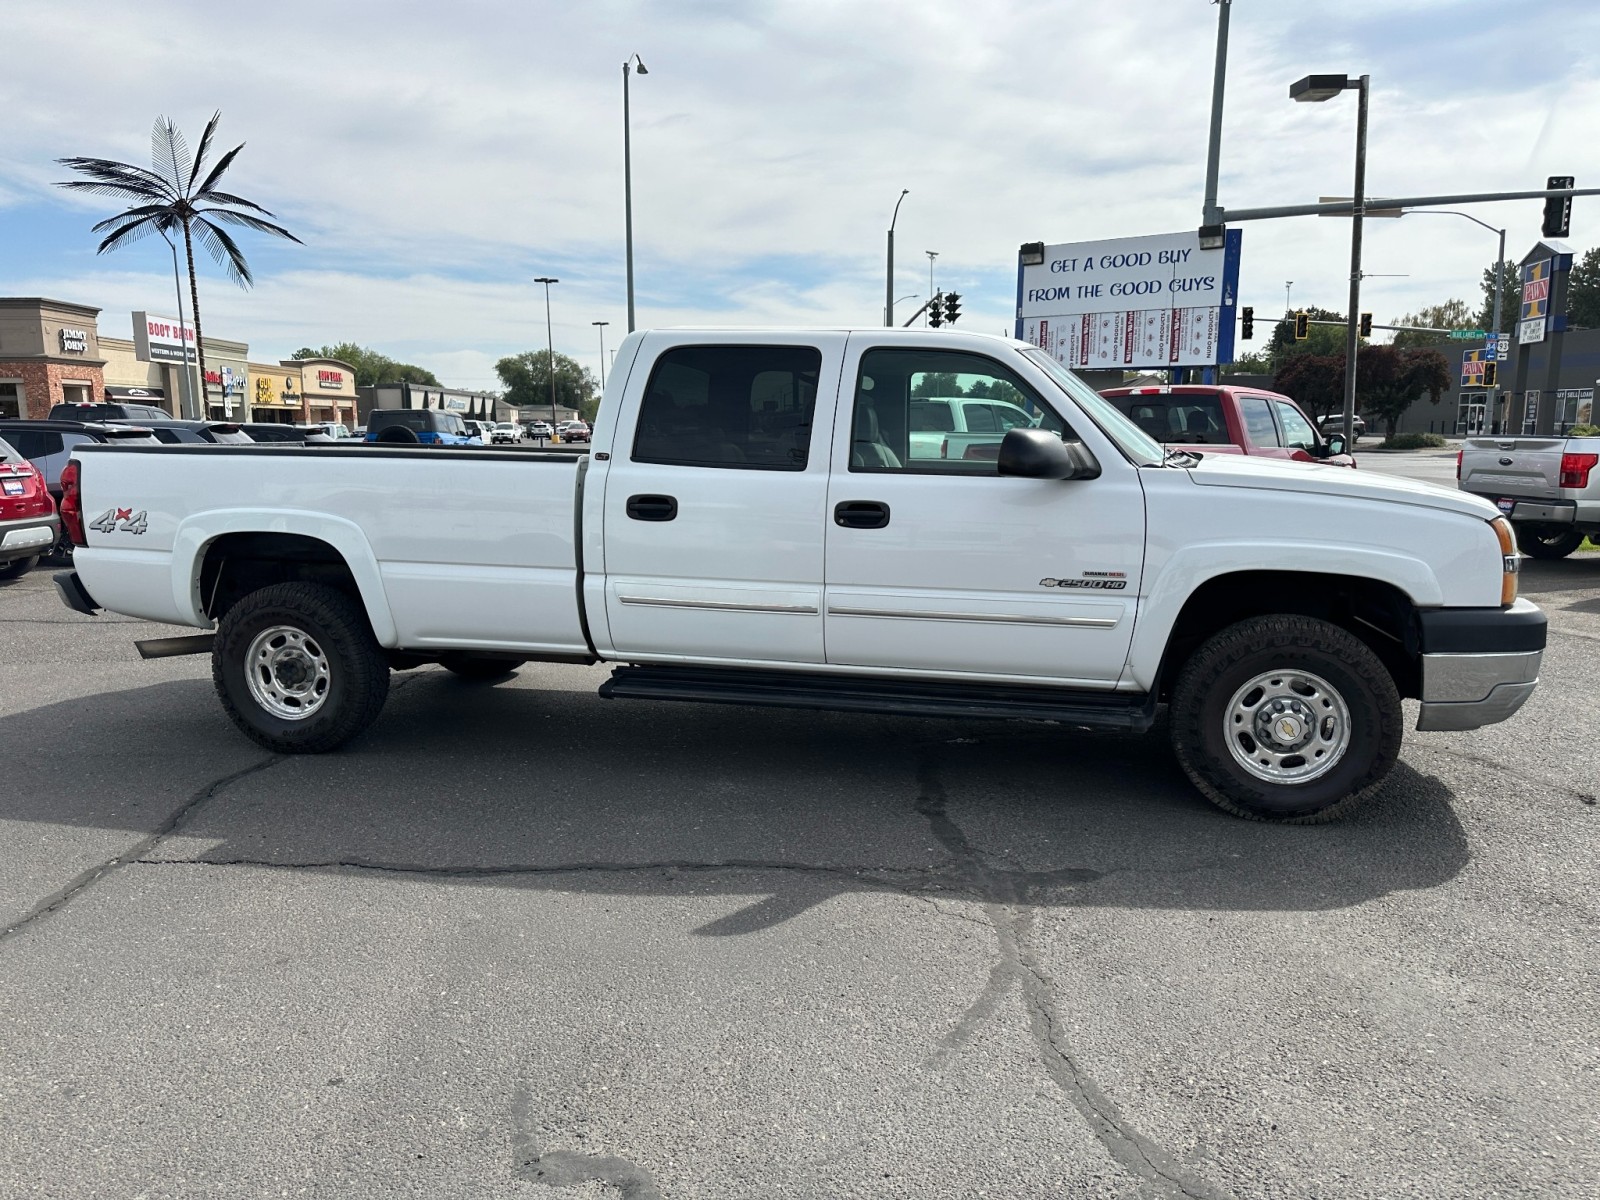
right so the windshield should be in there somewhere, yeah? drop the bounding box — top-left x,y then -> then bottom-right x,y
1022,349 -> 1164,465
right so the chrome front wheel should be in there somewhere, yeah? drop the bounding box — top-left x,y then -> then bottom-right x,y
1223,669 -> 1351,785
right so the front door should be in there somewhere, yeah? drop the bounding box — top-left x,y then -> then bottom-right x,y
599,334 -> 842,665
822,342 -> 1144,685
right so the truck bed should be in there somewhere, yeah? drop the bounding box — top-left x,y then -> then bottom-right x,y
70,443 -> 593,656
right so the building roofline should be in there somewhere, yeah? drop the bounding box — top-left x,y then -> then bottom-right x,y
0,297 -> 103,317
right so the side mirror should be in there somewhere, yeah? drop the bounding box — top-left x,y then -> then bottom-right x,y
997,427 -> 1100,480
1323,434 -> 1347,457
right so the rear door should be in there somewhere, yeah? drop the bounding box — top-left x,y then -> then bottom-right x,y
597,332 -> 843,665
823,341 -> 1143,684
1460,437 -> 1565,501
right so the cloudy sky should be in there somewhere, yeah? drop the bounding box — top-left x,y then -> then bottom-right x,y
2,0 -> 1595,389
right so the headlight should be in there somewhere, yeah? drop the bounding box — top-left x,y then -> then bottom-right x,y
1490,517 -> 1519,606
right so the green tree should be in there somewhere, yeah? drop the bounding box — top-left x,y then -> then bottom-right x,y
1566,246 -> 1600,329
1223,349 -> 1273,374
910,372 -> 961,397
1390,298 -> 1474,348
496,350 -> 598,418
1359,345 -> 1451,439
1476,259 -> 1521,336
1266,306 -> 1349,372
57,112 -> 301,391
291,342 -> 440,387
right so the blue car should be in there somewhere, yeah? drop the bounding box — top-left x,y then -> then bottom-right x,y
364,409 -> 478,446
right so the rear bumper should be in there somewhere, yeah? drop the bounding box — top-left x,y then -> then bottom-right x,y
1415,598 -> 1546,731
54,570 -> 99,615
0,515 -> 58,561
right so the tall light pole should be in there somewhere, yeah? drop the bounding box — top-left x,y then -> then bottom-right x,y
925,250 -> 938,325
885,189 -> 909,327
623,53 -> 648,334
535,277 -> 559,427
1292,72 -> 1369,447
1285,281 -> 1293,314
593,320 -> 610,391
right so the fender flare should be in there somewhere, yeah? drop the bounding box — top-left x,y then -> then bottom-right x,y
170,509 -> 399,646
1125,541 -> 1439,690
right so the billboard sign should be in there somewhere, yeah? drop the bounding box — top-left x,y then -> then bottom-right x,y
1518,259 -> 1550,345
1016,229 -> 1242,370
1460,348 -> 1487,388
132,311 -> 197,363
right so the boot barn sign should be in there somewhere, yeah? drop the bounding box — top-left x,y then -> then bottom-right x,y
1015,230 -> 1242,369
132,311 -> 197,364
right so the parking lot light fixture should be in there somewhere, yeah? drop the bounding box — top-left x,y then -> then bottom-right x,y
624,54 -> 648,333
1291,71 -> 1368,448
593,320 -> 610,390
535,277 -> 559,425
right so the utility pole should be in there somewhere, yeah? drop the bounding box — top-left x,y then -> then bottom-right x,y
925,250 -> 938,325
885,189 -> 909,327
535,277 -> 559,427
1200,0 -> 1232,230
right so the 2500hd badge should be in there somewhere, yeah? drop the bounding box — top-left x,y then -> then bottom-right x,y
1039,576 -> 1127,590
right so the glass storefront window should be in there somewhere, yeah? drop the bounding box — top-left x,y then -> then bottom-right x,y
0,382 -> 19,420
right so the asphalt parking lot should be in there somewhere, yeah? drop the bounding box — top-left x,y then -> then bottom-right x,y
2,500 -> 1596,1197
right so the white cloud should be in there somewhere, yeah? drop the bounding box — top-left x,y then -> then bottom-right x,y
2,0 -> 1598,374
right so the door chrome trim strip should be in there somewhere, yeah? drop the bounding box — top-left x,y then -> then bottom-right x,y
826,605 -> 1120,629
619,595 -> 820,615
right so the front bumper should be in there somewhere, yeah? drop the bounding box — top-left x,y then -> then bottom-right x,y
1415,598 -> 1546,731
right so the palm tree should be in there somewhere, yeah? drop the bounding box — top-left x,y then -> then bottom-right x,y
56,112 -> 301,388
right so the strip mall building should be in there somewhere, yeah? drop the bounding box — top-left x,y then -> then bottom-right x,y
3,297 -> 370,428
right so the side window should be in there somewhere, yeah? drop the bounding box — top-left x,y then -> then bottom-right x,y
633,344 -> 821,470
11,431 -> 64,461
852,349 -> 1073,475
1273,400 -> 1317,451
1238,396 -> 1281,447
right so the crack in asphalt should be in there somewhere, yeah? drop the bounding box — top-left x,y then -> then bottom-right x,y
510,1084 -> 660,1199
913,756 -> 1231,1200
1408,742 -> 1598,807
0,756 -> 282,945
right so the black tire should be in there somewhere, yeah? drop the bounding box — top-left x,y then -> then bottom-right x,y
439,653 -> 526,680
212,582 -> 390,753
1516,524 -> 1584,560
1169,614 -> 1402,824
375,425 -> 420,445
0,555 -> 38,580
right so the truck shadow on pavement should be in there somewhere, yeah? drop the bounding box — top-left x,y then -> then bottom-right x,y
2,669 -> 1471,937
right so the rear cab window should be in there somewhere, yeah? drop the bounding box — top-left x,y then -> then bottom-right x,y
632,345 -> 821,470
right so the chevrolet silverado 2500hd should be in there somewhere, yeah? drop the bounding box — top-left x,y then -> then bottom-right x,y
55,329 -> 1544,823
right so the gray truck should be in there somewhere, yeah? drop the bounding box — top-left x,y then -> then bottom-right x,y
1458,434 -> 1600,558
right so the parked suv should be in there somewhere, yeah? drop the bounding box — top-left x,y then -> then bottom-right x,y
48,401 -> 171,423
0,434 -> 57,579
364,409 -> 477,446
559,420 -> 591,443
491,422 -> 521,444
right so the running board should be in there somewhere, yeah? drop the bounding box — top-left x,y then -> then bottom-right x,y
135,634 -> 216,660
599,665 -> 1156,731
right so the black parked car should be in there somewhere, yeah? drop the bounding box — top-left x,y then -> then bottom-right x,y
237,423 -> 332,444
106,418 -> 254,445
48,400 -> 172,423
0,420 -> 162,558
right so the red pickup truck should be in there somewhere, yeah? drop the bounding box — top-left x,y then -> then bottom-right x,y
1100,385 -> 1357,468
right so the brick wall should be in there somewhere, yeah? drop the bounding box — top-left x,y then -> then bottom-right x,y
0,360 -> 107,418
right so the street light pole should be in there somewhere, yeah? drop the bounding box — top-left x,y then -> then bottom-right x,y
925,250 -> 938,325
1292,72 -> 1369,447
623,54 -> 648,334
593,320 -> 609,391
535,276 -> 559,427
885,189 -> 908,327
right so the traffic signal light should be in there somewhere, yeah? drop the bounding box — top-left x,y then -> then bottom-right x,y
1241,306 -> 1254,340
943,293 -> 961,325
1543,175 -> 1574,239
1359,312 -> 1372,337
1483,361 -> 1498,387
928,294 -> 944,328
1294,311 -> 1309,340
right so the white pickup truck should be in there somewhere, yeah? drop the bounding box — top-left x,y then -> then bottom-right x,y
54,328 -> 1544,823
1458,433 -> 1600,559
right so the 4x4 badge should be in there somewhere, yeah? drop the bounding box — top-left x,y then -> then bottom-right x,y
88,507 -> 149,535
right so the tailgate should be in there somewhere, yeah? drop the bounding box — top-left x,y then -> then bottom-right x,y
1459,437 -> 1564,500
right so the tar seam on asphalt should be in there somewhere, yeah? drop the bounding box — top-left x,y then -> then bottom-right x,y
0,755 -> 283,944
510,1084 -> 661,1199
913,755 -> 1232,1200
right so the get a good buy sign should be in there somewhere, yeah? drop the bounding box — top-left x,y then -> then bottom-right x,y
1016,230 -> 1241,370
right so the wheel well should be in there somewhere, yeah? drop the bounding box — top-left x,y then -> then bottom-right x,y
199,532 -> 363,624
1158,571 -> 1422,700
